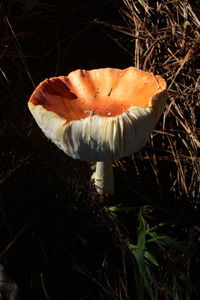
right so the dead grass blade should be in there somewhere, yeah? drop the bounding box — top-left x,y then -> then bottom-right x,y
1,10 -> 35,87
105,0 -> 200,201
0,221 -> 29,258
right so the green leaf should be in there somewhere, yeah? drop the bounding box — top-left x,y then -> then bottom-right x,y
107,205 -> 136,213
127,242 -> 138,251
137,207 -> 148,250
172,276 -> 181,300
160,236 -> 186,251
147,232 -> 185,251
144,251 -> 159,267
126,206 -> 155,300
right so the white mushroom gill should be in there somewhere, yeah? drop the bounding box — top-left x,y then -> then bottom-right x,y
28,90 -> 166,194
28,102 -> 164,161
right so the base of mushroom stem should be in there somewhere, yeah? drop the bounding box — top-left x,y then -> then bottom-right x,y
91,160 -> 114,194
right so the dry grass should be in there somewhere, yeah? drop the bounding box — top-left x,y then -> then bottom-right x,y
96,0 -> 200,204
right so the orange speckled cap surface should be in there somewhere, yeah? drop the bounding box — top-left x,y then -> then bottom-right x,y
29,67 -> 167,123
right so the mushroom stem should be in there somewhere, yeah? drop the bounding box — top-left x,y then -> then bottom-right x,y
91,160 -> 114,194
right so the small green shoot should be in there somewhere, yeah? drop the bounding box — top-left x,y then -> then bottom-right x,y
126,206 -> 187,300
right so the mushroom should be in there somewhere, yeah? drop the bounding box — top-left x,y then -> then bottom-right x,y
28,67 -> 167,194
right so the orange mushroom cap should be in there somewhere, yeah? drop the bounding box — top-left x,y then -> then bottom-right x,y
28,67 -> 167,161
